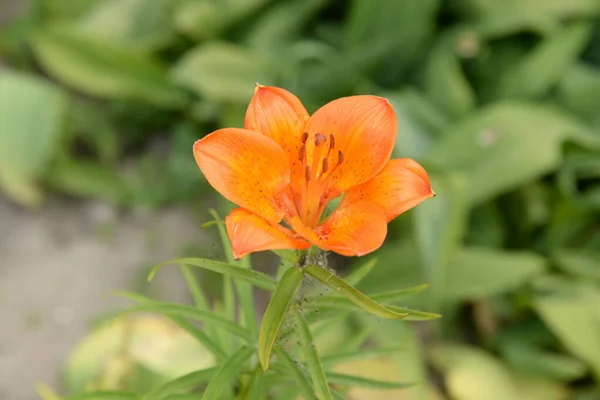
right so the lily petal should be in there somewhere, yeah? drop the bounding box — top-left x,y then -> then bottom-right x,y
304,95 -> 397,190
226,208 -> 311,259
291,200 -> 387,257
245,84 -> 309,161
340,158 -> 435,221
194,128 -> 290,224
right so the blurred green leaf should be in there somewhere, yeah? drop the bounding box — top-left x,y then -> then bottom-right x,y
558,63 -> 600,125
0,70 -> 67,206
501,343 -> 587,381
496,22 -> 592,99
36,383 -> 63,400
246,0 -> 329,48
30,26 -> 186,107
558,154 -> 600,209
414,172 -> 468,308
533,279 -> 600,380
444,247 -> 547,300
258,266 -> 304,371
431,344 -> 524,400
171,42 -> 278,103
65,315 -> 215,393
554,249 -> 600,281
77,0 -> 174,53
342,258 -> 378,286
425,29 -> 477,118
304,265 -> 408,319
173,0 -> 270,41
343,0 -> 439,84
425,102 -> 600,205
201,346 -> 254,400
321,347 -> 406,368
325,372 -> 414,390
67,391 -> 138,400
143,367 -> 216,400
149,258 -> 276,292
46,156 -> 130,205
119,303 -> 251,341
114,291 -> 225,362
294,312 -> 333,400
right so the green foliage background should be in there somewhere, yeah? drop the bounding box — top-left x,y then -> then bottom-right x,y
2,0 -> 600,399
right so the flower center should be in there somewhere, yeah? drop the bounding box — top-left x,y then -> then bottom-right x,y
296,131 -> 345,227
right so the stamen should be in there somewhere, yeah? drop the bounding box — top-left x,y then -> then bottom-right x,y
305,165 -> 311,181
338,150 -> 344,165
298,144 -> 306,161
322,157 -> 329,173
329,134 -> 336,150
315,133 -> 327,146
301,132 -> 309,144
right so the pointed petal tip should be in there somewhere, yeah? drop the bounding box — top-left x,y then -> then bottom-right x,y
254,82 -> 265,93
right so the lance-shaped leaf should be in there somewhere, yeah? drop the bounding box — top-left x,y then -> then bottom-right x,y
117,303 -> 251,341
294,312 -> 333,400
304,265 -> 408,319
258,266 -> 304,371
202,346 -> 255,400
148,258 -> 276,292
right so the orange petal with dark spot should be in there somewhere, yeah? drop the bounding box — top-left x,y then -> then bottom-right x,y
291,200 -> 387,257
303,95 -> 397,191
341,158 -> 435,221
194,128 -> 290,224
245,84 -> 309,162
226,208 -> 311,259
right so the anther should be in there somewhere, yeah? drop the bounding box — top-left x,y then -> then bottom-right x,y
298,144 -> 306,161
329,134 -> 336,150
322,158 -> 329,173
315,133 -> 327,146
338,150 -> 344,165
305,165 -> 311,181
301,132 -> 309,144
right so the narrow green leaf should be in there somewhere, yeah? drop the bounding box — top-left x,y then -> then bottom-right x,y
143,368 -> 215,400
117,302 -> 251,341
202,346 -> 254,400
113,292 -> 226,360
208,210 -> 258,339
294,312 -> 333,400
321,347 -> 406,367
178,265 -> 222,348
179,265 -> 209,310
387,306 -> 441,321
343,258 -> 378,286
275,348 -> 318,400
309,283 -> 429,304
241,366 -> 264,400
67,391 -> 137,400
326,372 -> 414,389
258,266 -> 304,371
148,258 -> 276,292
304,265 -> 407,319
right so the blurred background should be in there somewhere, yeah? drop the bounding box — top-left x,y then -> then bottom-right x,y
1,0 -> 600,399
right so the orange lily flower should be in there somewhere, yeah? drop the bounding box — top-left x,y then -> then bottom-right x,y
194,85 -> 435,259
